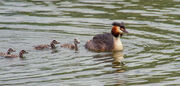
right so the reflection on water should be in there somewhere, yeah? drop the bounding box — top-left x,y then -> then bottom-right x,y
112,51 -> 125,69
112,51 -> 126,74
93,51 -> 125,72
51,49 -> 59,54
112,51 -> 124,64
93,51 -> 124,64
0,0 -> 180,86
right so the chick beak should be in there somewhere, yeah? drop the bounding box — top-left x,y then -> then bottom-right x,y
57,42 -> 60,44
25,51 -> 28,54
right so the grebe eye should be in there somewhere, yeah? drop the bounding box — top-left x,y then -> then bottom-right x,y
120,26 -> 125,29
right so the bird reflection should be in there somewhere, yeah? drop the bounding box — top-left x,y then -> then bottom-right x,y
51,49 -> 59,54
112,51 -> 125,68
93,51 -> 126,86
93,51 -> 125,68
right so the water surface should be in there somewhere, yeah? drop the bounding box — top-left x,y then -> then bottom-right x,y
0,0 -> 180,86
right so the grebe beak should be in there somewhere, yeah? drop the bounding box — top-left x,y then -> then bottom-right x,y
120,26 -> 128,33
56,42 -> 60,44
24,51 -> 28,54
123,29 -> 128,33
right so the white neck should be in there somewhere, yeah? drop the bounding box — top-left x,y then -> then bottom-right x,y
113,36 -> 123,51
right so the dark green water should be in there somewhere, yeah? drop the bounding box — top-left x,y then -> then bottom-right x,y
0,0 -> 180,86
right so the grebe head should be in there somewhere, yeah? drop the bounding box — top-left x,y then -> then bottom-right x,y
111,22 -> 128,37
7,48 -> 16,54
20,50 -> 28,54
119,22 -> 128,33
19,50 -> 28,58
74,38 -> 80,45
51,40 -> 60,44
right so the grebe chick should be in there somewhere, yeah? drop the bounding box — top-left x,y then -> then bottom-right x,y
85,22 -> 128,52
0,48 -> 16,56
34,40 -> 60,50
61,38 -> 80,51
5,50 -> 28,58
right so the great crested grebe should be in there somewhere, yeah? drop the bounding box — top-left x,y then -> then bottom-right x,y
5,50 -> 28,58
60,38 -> 80,51
85,22 -> 128,52
34,40 -> 60,50
0,48 -> 16,57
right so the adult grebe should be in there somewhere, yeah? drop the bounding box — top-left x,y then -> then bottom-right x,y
61,38 -> 80,51
34,40 -> 60,50
85,22 -> 128,52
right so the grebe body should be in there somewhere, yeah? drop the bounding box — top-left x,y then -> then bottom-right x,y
61,38 -> 80,51
85,22 -> 128,52
34,40 -> 60,50
5,50 -> 28,58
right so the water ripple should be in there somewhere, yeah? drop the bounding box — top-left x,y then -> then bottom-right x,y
0,0 -> 180,86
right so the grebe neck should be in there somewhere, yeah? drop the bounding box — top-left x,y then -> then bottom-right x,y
74,43 -> 78,51
19,52 -> 24,58
7,51 -> 10,54
113,36 -> 123,51
50,43 -> 56,49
